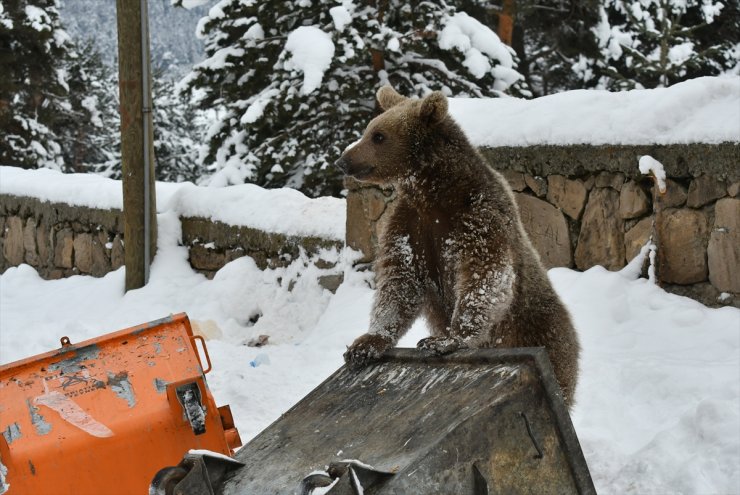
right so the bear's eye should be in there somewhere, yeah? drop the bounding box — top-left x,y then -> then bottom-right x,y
372,132 -> 385,145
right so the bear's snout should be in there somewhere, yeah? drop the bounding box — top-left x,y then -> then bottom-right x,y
335,155 -> 375,180
334,156 -> 350,174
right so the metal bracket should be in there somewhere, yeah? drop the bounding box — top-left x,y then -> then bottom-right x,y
150,451 -> 244,495
300,460 -> 395,495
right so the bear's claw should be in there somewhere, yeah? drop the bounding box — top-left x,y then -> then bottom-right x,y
344,333 -> 393,369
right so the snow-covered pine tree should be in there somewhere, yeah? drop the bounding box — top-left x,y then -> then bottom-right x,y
457,1 -> 602,96
513,0 -> 602,96
181,0 -> 527,197
54,39 -> 121,175
0,0 -> 73,169
152,70 -> 207,183
581,0 -> 739,90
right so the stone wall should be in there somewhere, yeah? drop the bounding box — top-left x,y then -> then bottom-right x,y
0,195 -> 124,279
0,194 -> 345,291
345,143 -> 739,308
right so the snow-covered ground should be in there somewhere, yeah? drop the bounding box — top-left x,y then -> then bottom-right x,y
1,170 -> 738,494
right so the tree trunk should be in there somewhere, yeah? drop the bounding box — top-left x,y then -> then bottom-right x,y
498,0 -> 516,46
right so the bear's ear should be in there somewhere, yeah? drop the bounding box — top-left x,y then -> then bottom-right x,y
420,91 -> 448,125
376,85 -> 407,111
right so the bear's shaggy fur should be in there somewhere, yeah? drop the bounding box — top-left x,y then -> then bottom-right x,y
337,86 -> 580,406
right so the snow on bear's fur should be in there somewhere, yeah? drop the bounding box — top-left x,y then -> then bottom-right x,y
337,85 -> 580,406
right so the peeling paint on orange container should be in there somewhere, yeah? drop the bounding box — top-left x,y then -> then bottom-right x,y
0,313 -> 241,495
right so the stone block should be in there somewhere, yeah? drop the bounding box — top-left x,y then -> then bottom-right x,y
619,181 -> 651,219
661,179 -> 687,208
189,244 -> 226,272
91,231 -> 111,277
364,188 -> 388,222
4,216 -> 25,266
345,189 -> 377,263
595,172 -> 625,191
663,282 -> 737,309
111,234 -> 125,270
501,170 -> 526,192
687,175 -> 726,208
73,233 -> 94,274
575,188 -> 625,271
225,247 -> 246,263
36,220 -> 51,266
708,198 -> 740,293
524,174 -> 548,197
583,175 -> 595,191
23,217 -> 39,265
54,228 -> 74,268
514,193 -> 571,268
729,181 -> 740,198
546,175 -> 587,220
624,217 -> 653,263
318,274 -> 344,293
657,208 -> 709,285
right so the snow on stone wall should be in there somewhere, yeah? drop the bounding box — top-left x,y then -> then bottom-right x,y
0,167 -> 345,286
450,76 -> 740,147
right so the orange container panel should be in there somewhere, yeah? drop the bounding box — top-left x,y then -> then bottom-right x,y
0,313 -> 241,495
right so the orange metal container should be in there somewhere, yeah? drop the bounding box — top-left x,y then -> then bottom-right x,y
0,313 -> 241,495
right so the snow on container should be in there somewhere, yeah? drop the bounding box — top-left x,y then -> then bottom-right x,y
154,348 -> 594,494
0,313 -> 241,495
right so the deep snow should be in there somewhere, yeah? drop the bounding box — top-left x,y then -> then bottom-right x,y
1,172 -> 738,494
449,76 -> 740,147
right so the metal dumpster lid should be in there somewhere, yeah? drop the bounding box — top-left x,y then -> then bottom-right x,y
219,348 -> 594,494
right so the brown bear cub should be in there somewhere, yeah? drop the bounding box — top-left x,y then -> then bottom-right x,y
337,86 -> 580,407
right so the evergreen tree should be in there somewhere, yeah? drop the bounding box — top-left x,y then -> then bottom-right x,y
55,39 -> 120,175
580,0 -> 739,90
152,70 -> 207,183
514,0 -> 602,96
459,0 -> 602,96
181,0 -> 527,197
0,0 -> 73,169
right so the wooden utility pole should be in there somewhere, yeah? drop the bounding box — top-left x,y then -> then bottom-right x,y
116,0 -> 157,291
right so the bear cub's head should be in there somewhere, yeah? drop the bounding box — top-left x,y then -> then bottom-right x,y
336,85 -> 448,185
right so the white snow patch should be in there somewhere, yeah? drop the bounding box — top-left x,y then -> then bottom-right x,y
81,96 -> 102,127
24,5 -> 51,32
284,26 -> 335,95
449,76 -> 740,146
329,6 -> 352,32
438,12 -> 517,90
241,88 -> 279,124
243,23 -> 264,41
188,449 -> 236,462
639,155 -> 667,194
176,0 -> 210,9
0,166 -> 345,240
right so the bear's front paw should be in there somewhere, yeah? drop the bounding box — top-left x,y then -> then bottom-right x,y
416,336 -> 465,355
344,333 -> 393,369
